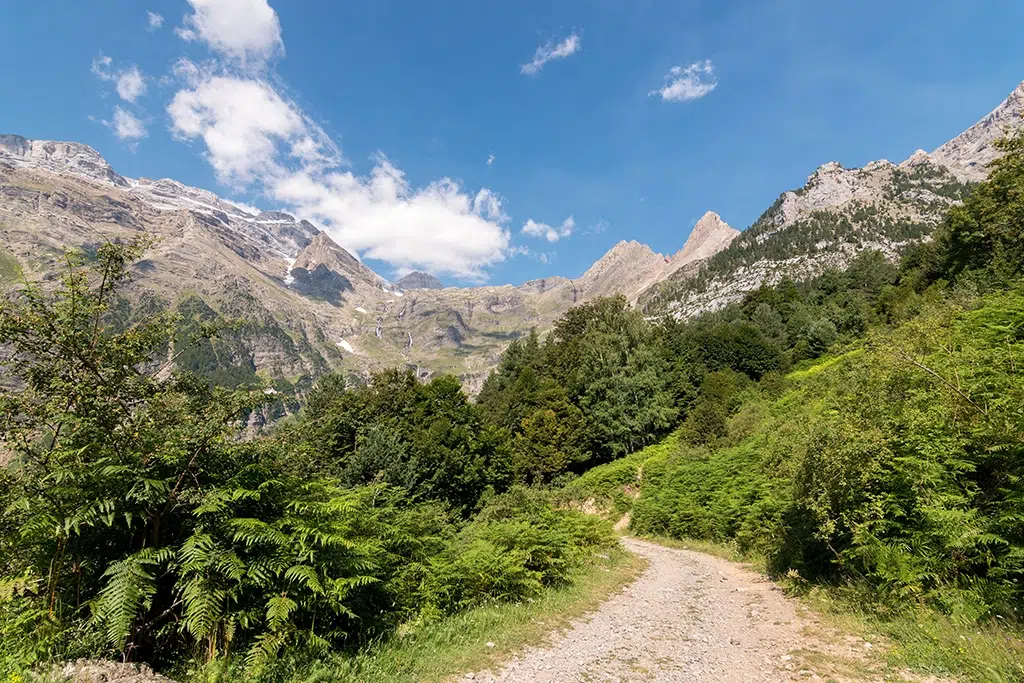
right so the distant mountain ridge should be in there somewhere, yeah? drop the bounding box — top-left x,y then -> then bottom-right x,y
0,135 -> 735,396
396,272 -> 444,290
644,80 -> 1024,318
1,79 -> 1020,394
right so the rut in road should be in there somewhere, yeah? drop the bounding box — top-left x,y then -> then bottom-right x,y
467,537 -> 879,683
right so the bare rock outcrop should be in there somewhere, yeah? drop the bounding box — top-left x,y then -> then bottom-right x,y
932,80 -> 1024,181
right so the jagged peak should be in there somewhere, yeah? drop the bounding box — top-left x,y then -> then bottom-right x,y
863,159 -> 896,172
603,239 -> 659,258
396,271 -> 443,290
293,231 -> 388,285
814,160 -> 845,174
672,211 -> 739,266
931,79 -> 1024,181
0,135 -> 127,187
900,148 -> 934,169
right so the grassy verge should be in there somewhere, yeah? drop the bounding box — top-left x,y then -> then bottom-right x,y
0,248 -> 22,288
294,549 -> 647,683
800,588 -> 1024,683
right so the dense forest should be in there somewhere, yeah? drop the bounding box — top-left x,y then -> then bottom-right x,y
2,134 -> 1023,681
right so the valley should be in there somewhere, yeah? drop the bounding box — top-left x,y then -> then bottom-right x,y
1,80 -> 1020,397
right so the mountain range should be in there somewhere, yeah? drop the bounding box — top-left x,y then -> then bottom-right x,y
1,80 -> 1022,400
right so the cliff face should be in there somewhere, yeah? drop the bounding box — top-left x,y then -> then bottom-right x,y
932,81 -> 1024,182
642,81 -> 1024,319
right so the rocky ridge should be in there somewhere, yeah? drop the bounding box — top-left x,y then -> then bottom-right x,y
932,80 -> 1024,181
2,80 -> 1019,390
644,80 -> 1024,318
396,271 -> 444,290
0,137 -> 733,396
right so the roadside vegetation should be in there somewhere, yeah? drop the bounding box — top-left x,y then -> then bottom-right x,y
2,135 -> 1023,680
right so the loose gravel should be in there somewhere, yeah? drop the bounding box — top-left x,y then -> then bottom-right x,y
467,537 -> 865,682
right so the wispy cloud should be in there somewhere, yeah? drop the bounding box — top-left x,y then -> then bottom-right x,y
104,107 -> 147,140
521,32 -> 581,76
650,59 -> 717,102
521,216 -> 575,242
116,66 -> 147,102
92,56 -> 148,103
487,153 -> 495,166
147,11 -> 164,31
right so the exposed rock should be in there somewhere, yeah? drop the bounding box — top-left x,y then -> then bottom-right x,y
670,211 -> 740,268
932,80 -> 1024,181
49,660 -> 177,683
0,135 -> 127,187
4,77 -> 1018,393
643,80 -> 1024,319
396,271 -> 444,289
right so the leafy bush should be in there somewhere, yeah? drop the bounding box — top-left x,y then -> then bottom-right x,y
426,488 -> 614,613
0,243 -> 613,679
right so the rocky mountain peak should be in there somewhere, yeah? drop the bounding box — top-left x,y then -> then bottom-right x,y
672,211 -> 739,266
812,160 -> 845,178
292,232 -> 384,286
0,135 -> 127,187
931,80 -> 1024,181
900,149 -> 934,169
396,271 -> 443,290
605,239 -> 658,261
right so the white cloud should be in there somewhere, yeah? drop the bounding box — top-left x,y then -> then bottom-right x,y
162,4 -> 514,280
168,71 -> 511,279
104,107 -> 147,140
275,162 -> 511,279
521,32 -> 581,76
650,59 -> 717,102
116,66 -> 147,102
168,75 -> 331,185
487,153 -> 495,166
176,0 -> 283,65
92,56 -> 147,103
147,11 -> 164,30
521,216 -> 574,242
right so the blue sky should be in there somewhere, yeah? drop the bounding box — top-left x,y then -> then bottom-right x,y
2,1 -> 1022,285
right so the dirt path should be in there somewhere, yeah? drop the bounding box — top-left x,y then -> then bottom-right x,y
468,537 -> 881,683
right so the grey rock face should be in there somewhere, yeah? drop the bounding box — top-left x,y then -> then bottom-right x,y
396,271 -> 444,290
0,135 -> 128,187
645,80 -> 1024,319
932,81 -> 1024,181
14,71 -> 1015,392
3,137 -> 738,392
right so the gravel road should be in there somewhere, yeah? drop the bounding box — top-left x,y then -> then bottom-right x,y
467,537 -> 867,682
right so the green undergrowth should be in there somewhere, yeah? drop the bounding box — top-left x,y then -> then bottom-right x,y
798,586 -> 1024,683
559,432 -> 681,517
563,289 -> 1024,680
200,549 -> 645,683
0,248 -> 22,288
